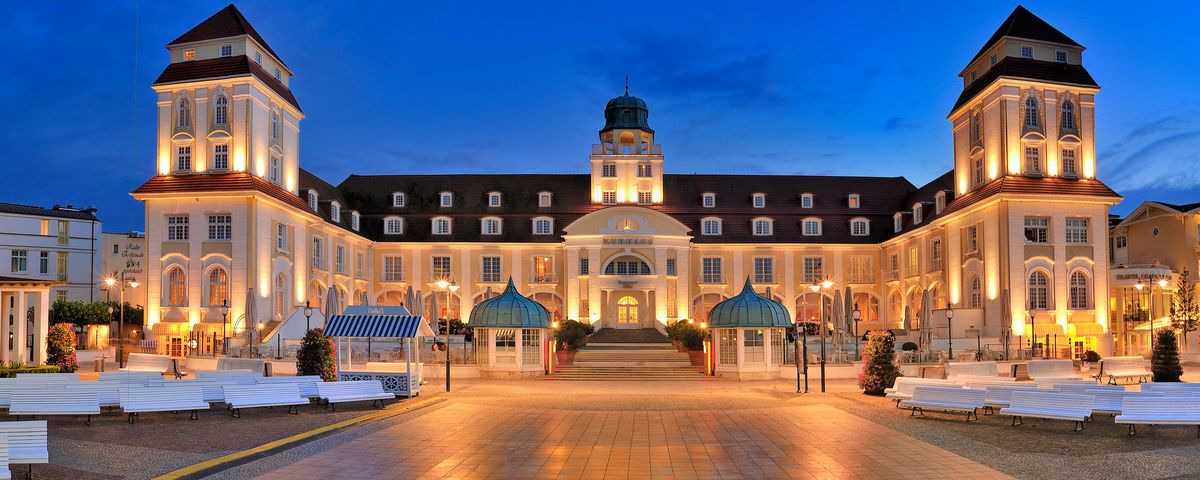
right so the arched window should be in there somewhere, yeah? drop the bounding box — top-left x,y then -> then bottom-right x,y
852,293 -> 879,323
166,266 -> 186,306
532,217 -> 553,235
1069,271 -> 1089,309
752,218 -> 773,236
795,293 -> 830,324
850,218 -> 869,236
1060,100 -> 1075,131
1024,97 -> 1039,128
701,217 -> 722,236
968,275 -> 982,308
531,293 -> 563,322
692,293 -> 726,322
802,218 -> 821,236
432,217 -> 452,235
271,112 -> 280,140
177,97 -> 191,129
213,95 -> 228,125
481,217 -> 502,235
384,217 -> 404,235
206,267 -> 228,307
1028,271 -> 1050,310
274,273 -> 288,322
604,255 -> 651,275
889,291 -> 902,323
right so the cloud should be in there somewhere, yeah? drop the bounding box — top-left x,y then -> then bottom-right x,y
882,116 -> 917,131
1102,109 -> 1200,193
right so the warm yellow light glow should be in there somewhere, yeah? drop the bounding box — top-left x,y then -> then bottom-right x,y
551,321 -> 560,330
700,322 -> 707,329
233,148 -> 246,172
158,153 -> 170,175
1007,151 -> 1020,174
591,186 -> 602,203
285,174 -> 296,192
988,158 -> 999,180
1083,152 -> 1095,178
435,279 -> 449,290
1157,279 -> 1169,288
1134,283 -> 1145,291
616,188 -> 626,203
820,280 -> 834,289
104,277 -> 117,287
652,188 -> 663,203
129,281 -> 140,289
448,282 -> 460,293
147,309 -> 160,327
809,284 -> 820,292
188,310 -> 200,327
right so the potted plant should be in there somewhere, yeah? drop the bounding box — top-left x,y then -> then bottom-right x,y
1079,350 -> 1101,372
666,322 -> 688,352
858,330 -> 901,395
678,323 -> 708,366
554,320 -> 590,365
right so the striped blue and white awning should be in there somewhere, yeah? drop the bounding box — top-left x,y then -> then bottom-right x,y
324,314 -> 431,338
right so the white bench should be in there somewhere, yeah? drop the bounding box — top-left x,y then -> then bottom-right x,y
1140,383 -> 1200,395
1099,356 -> 1151,385
0,421 -> 46,478
196,369 -> 261,381
144,378 -> 252,404
99,371 -> 165,383
885,378 -> 962,402
255,376 -> 324,398
316,381 -> 393,410
899,386 -> 986,421
0,378 -> 15,408
222,383 -> 308,418
1055,384 -> 1125,395
14,373 -> 78,384
217,358 -> 268,376
1025,359 -> 1077,380
9,389 -> 100,425
1084,388 -> 1162,416
961,377 -> 1017,390
1000,390 -> 1094,431
1040,379 -> 1100,389
120,385 -> 210,423
121,353 -> 172,375
1116,396 -> 1200,437
982,386 -> 1044,414
945,362 -> 999,380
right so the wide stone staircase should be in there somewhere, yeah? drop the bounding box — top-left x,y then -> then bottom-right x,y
550,328 -> 706,381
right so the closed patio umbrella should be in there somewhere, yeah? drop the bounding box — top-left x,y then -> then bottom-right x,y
920,288 -> 933,357
324,286 -> 342,319
405,285 -> 415,308
903,304 -> 913,331
844,286 -> 854,333
244,287 -> 257,353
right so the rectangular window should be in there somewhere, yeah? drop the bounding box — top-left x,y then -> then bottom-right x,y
522,329 -> 541,366
1114,235 -> 1127,249
930,240 -> 943,271
481,256 -> 501,283
269,155 -> 281,184
312,237 -> 323,268
533,256 -> 554,282
637,191 -> 652,205
602,191 -> 616,205
743,329 -> 764,363
488,194 -> 501,207
753,257 -> 774,283
848,195 -> 860,209
10,250 -> 27,273
666,258 -> 676,276
207,214 -> 232,240
601,163 -> 616,177
753,195 -> 765,208
335,245 -> 346,274
57,220 -> 68,244
801,194 -> 813,208
703,194 -> 715,208
39,251 -> 48,274
973,157 -> 984,186
1024,217 -> 1049,243
1055,50 -> 1067,63
637,164 -> 652,177
351,213 -> 360,231
219,44 -> 232,57
433,218 -> 451,235
212,144 -> 229,170
851,220 -> 868,236
771,329 -> 785,366
184,49 -> 195,60
254,51 -> 262,64
1061,149 -> 1077,176
1020,45 -> 1034,58
274,68 -> 282,81
382,256 -> 404,282
579,258 -> 589,275
533,219 -> 552,235
719,330 -> 737,365
538,193 -> 551,207
393,194 -> 406,207
701,257 -> 723,283
176,146 -> 191,172
803,257 -> 823,283
39,220 -> 48,236
1065,218 -> 1089,244
276,224 -> 287,251
935,193 -> 946,214
849,255 -> 873,284
356,252 -> 364,278
1024,146 -> 1040,173
432,256 -> 451,279
167,215 -> 189,241
966,225 -> 979,253
907,247 -> 919,276
894,215 -> 903,233
56,252 -> 68,281
890,254 -> 899,280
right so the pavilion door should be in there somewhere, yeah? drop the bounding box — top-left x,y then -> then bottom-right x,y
616,296 -> 639,329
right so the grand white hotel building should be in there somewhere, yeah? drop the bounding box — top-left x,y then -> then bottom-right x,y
133,6 -> 1121,357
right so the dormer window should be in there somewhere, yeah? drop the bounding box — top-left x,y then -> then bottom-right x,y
538,192 -> 552,207
990,54 -> 997,66
850,218 -> 869,237
432,217 -> 452,235
330,202 -> 341,222
752,193 -> 766,208
913,204 -> 923,225
802,218 -> 822,236
254,51 -> 262,65
384,217 -> 404,235
848,194 -> 860,209
184,49 -> 195,61
307,191 -> 318,211
801,194 -> 814,208
752,218 -> 773,236
219,44 -> 232,57
970,71 -> 977,82
1020,45 -> 1034,59
351,211 -> 360,231
935,192 -> 946,215
1055,50 -> 1067,63
274,68 -> 282,81
702,193 -> 716,208
440,192 -> 453,208
533,217 -> 554,235
701,217 -> 722,236
894,213 -> 903,233
481,217 -> 502,235
392,192 -> 406,207
488,192 -> 502,208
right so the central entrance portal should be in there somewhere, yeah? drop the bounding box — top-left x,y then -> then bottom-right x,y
616,296 -> 639,328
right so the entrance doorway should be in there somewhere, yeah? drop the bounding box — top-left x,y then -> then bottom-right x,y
616,296 -> 639,328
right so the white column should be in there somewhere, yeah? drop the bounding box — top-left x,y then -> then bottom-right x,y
13,290 -> 26,364
783,250 -> 796,320
654,247 -> 668,328
566,247 -> 580,319
675,247 -> 690,319
35,291 -> 49,364
587,249 -> 601,324
511,249 -> 523,287
0,292 -> 9,363
460,248 -> 474,318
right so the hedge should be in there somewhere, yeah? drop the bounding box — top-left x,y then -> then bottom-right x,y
0,365 -> 63,378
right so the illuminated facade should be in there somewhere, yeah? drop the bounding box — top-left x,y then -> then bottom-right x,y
134,6 -> 1122,356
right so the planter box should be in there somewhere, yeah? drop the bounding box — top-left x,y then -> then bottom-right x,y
555,350 -> 577,366
673,341 -> 686,352
687,350 -> 706,367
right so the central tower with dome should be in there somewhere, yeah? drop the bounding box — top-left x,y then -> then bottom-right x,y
590,87 -> 664,206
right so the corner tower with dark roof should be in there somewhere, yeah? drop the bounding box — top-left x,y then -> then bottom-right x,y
948,6 -> 1099,196
589,86 -> 664,205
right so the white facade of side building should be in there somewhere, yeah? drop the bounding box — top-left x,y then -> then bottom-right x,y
0,205 -> 102,303
100,232 -> 148,308
133,5 -> 1122,358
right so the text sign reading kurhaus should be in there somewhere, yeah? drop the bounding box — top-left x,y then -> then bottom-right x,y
603,238 -> 653,246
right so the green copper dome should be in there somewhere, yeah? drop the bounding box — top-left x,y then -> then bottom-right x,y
601,91 -> 653,134
708,278 -> 792,328
467,278 -> 550,328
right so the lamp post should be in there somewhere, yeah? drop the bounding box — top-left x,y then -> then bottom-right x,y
852,304 -> 862,357
436,279 -> 459,392
812,280 -> 833,393
255,321 -> 264,357
549,320 -> 559,375
220,300 -> 229,356
945,303 -> 955,361
794,319 -> 808,394
104,274 -> 139,368
303,300 -> 313,332
1028,305 -> 1037,360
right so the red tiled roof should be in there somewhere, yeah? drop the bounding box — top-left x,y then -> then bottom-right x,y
153,55 -> 301,112
168,4 -> 288,70
131,173 -> 312,212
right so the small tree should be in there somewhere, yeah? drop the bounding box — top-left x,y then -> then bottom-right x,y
1151,328 -> 1183,382
296,328 -> 337,381
858,330 -> 902,395
46,323 -> 78,372
1172,270 -> 1200,352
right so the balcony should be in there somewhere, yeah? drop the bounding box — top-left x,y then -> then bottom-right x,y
530,274 -> 558,284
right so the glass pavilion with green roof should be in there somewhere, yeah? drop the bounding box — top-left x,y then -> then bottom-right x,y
467,279 -> 552,378
709,278 -> 793,380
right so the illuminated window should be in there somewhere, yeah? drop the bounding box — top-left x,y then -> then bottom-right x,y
1069,271 -> 1089,309
930,240 -> 942,270
166,266 -> 186,306
848,194 -> 860,209
601,191 -> 616,205
213,95 -> 228,125
849,256 -> 873,283
175,146 -> 191,172
533,256 -> 554,282
207,267 -> 228,307
212,144 -> 229,170
273,273 -> 287,321
184,49 -> 195,60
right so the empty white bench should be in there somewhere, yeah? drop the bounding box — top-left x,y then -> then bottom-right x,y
1039,379 -> 1100,389
0,378 -> 15,408
885,378 -> 962,402
983,386 -> 1045,414
1085,388 -> 1162,416
255,376 -> 324,398
1055,384 -> 1125,395
14,373 -> 79,385
1116,396 -> 1200,437
1140,383 -> 1200,395
10,389 -> 100,425
961,377 -> 1017,390
316,381 -> 393,410
121,353 -> 172,375
217,358 -> 268,376
99,371 -> 164,383
1000,390 -> 1094,431
196,369 -> 261,381
1099,357 -> 1151,385
120,385 -> 210,423
945,362 -> 999,380
899,386 -> 986,421
0,421 -> 46,478
222,383 -> 308,417
1025,359 -> 1077,380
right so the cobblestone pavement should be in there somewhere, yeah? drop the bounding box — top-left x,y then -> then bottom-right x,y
220,380 -> 1010,479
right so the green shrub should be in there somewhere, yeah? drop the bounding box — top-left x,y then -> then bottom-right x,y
858,331 -> 902,395
46,322 -> 78,372
1152,328 -> 1183,382
555,320 -> 593,351
668,322 -> 708,351
1081,351 -> 1101,363
296,328 -> 337,381
900,342 -> 918,352
0,365 -> 62,378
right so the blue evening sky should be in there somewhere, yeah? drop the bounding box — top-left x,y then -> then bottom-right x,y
2,1 -> 1197,232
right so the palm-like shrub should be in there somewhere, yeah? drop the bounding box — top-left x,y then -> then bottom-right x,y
296,328 -> 337,381
857,330 -> 901,395
46,322 -> 78,372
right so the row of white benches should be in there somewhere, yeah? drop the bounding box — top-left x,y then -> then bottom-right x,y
942,358 -> 1152,385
